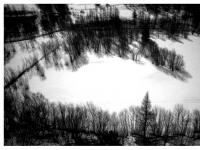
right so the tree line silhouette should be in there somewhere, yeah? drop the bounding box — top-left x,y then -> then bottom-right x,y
4,89 -> 200,145
5,4 -> 200,43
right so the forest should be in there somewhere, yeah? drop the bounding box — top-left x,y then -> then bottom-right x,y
4,4 -> 200,145
4,89 -> 200,145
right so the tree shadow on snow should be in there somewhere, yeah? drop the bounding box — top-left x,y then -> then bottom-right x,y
157,66 -> 192,82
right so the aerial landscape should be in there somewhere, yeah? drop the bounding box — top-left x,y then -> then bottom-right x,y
4,4 -> 200,145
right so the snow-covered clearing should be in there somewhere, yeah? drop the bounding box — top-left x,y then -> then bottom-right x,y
27,35 -> 200,113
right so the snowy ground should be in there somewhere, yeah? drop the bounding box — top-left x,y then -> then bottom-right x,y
26,35 -> 200,113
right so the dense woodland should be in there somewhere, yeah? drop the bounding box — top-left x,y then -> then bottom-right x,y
4,4 -> 200,145
4,89 -> 200,145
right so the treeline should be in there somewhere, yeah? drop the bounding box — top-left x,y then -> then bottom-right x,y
4,88 -> 200,145
75,5 -> 120,24
4,8 -> 189,90
141,39 -> 185,72
144,4 -> 200,34
4,4 -> 200,43
4,4 -> 72,43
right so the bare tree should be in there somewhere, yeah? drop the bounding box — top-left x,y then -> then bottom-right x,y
96,109 -> 110,133
172,104 -> 191,145
118,109 -> 130,137
192,109 -> 200,139
86,102 -> 98,133
129,106 -> 136,135
161,109 -> 173,145
133,106 -> 141,135
150,107 -> 163,138
109,112 -> 119,133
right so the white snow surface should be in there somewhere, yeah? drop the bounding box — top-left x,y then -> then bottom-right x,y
26,35 -> 200,113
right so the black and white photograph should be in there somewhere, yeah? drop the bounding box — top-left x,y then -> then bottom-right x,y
3,1 -> 200,146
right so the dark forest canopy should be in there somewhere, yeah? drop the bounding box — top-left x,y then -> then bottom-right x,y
4,4 -> 200,43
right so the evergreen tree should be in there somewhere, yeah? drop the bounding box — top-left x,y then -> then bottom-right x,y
139,92 -> 153,145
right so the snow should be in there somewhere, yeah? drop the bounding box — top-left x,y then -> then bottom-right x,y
27,35 -> 200,113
